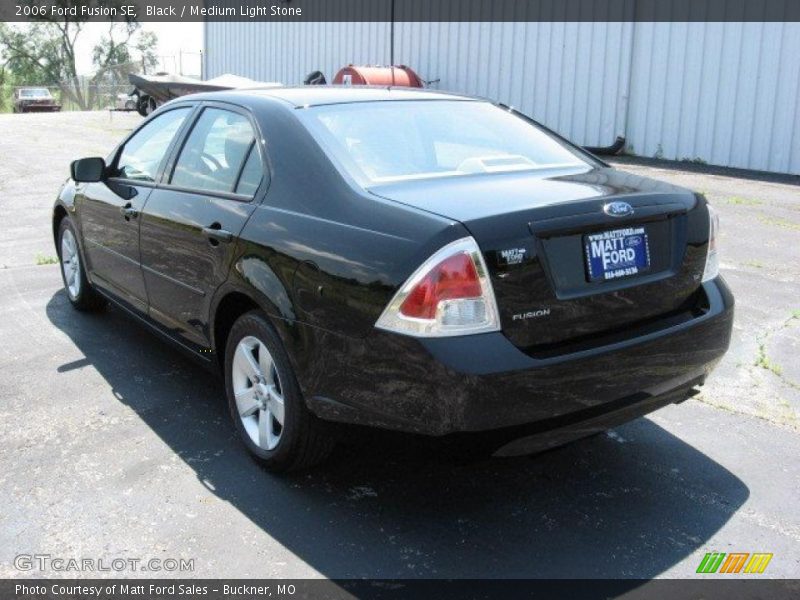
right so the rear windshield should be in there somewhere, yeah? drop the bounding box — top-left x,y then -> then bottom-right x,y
298,100 -> 590,185
19,88 -> 50,98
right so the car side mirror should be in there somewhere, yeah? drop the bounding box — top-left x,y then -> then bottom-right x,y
71,157 -> 106,183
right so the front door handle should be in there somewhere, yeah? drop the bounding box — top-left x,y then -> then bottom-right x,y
120,203 -> 138,220
202,225 -> 233,244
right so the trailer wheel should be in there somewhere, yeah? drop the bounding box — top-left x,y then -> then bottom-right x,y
137,95 -> 156,117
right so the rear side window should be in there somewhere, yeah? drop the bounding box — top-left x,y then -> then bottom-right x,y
117,108 -> 191,182
235,145 -> 264,195
171,108 -> 259,195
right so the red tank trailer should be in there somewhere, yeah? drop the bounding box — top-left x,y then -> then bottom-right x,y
332,65 -> 424,88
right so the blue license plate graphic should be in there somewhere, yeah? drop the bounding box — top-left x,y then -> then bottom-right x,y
584,227 -> 650,282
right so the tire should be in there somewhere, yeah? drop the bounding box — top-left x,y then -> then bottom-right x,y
136,95 -> 153,117
57,217 -> 106,311
224,310 -> 335,472
137,95 -> 156,117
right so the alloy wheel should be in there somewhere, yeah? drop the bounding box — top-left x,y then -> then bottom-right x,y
60,229 -> 81,300
231,336 -> 285,451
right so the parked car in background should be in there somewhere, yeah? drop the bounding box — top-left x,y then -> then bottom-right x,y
13,87 -> 61,113
53,88 -> 733,472
114,92 -> 138,111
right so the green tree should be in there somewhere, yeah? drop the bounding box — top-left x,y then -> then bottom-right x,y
0,63 -> 10,111
134,30 -> 159,74
0,2 -> 158,110
91,21 -> 139,73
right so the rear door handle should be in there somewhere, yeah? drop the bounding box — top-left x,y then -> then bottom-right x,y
202,225 -> 233,243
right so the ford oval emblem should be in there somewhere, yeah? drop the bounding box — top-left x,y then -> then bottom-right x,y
604,201 -> 634,217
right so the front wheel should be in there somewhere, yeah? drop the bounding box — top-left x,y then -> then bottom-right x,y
57,217 -> 106,311
224,311 -> 335,472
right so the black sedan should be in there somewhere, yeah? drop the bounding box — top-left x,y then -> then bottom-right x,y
54,87 -> 733,471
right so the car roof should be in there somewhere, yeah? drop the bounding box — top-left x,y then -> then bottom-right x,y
185,86 -> 479,109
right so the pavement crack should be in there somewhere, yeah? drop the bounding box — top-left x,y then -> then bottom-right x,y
751,311 -> 800,389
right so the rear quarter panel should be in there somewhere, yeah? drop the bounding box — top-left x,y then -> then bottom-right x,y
225,99 -> 464,374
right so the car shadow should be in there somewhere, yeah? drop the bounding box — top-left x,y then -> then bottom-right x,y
46,290 -> 749,579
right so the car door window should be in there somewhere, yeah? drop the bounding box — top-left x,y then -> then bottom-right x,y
116,108 -> 191,182
171,108 -> 257,194
234,144 -> 264,196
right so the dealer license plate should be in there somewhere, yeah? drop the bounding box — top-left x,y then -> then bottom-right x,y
584,227 -> 650,282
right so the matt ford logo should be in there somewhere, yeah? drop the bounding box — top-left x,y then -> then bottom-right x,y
603,201 -> 634,217
498,247 -> 526,266
696,552 -> 773,574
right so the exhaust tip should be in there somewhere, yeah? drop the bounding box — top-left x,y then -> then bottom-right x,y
674,385 -> 704,404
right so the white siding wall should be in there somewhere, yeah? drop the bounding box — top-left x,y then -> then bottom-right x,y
204,22 -> 391,85
205,20 -> 800,174
392,22 -> 633,147
627,21 -> 800,174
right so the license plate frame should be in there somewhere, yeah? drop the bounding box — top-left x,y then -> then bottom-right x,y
584,226 -> 651,282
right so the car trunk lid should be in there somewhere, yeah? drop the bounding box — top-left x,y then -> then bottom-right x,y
369,167 -> 710,352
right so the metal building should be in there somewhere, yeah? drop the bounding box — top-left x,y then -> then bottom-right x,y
204,20 -> 800,175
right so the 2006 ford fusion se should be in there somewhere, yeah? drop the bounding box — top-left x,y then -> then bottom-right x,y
54,87 -> 733,471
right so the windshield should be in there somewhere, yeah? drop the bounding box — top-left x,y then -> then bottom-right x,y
298,100 -> 591,185
20,88 -> 51,98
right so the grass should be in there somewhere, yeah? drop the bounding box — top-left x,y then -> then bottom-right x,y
726,196 -> 763,206
35,253 -> 59,266
757,214 -> 800,231
750,310 -> 800,385
754,343 -> 783,376
743,259 -> 765,269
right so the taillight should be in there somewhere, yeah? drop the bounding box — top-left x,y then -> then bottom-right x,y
375,237 -> 500,337
702,204 -> 720,283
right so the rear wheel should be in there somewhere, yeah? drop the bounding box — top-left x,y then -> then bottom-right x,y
224,311 -> 335,472
57,217 -> 106,311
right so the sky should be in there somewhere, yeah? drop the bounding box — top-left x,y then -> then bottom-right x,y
73,22 -> 204,76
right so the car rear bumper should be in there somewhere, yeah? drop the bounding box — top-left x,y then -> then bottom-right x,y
18,104 -> 61,112
304,277 -> 734,437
